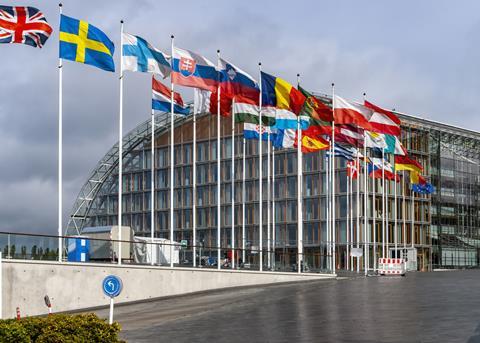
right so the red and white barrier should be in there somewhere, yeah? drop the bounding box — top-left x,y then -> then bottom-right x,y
378,258 -> 406,276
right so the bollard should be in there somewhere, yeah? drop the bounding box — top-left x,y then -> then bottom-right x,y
44,295 -> 52,315
16,307 -> 20,320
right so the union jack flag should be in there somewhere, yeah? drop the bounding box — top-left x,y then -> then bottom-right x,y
0,6 -> 52,48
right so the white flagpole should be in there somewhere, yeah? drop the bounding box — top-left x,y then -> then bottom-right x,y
58,3 -> 64,262
411,185 -> 415,248
117,20 -> 125,266
363,133 -> 368,275
150,106 -> 155,265
382,148 -> 385,259
272,146 -> 276,270
216,50 -> 221,270
193,106 -> 197,267
356,153 -> 360,273
385,174 -> 389,257
258,63 -> 263,271
402,171 -> 406,252
242,137 -> 246,264
169,35 -> 175,268
346,167 -> 350,271
297,74 -> 303,273
326,142 -> 331,272
267,130 -> 271,270
331,83 -> 336,274
394,164 -> 398,257
231,99 -> 235,269
350,167 -> 354,271
372,153 -> 376,271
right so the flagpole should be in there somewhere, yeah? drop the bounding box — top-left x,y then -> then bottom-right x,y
58,3 -> 63,262
372,151 -> 376,272
411,184 -> 414,249
346,166 -> 350,271
169,35 -> 175,268
385,175 -> 389,258
193,104 -> 197,267
258,62 -> 263,271
326,141 -> 331,272
216,49 -> 221,270
267,130 -> 272,270
231,98 -> 236,269
331,83 -> 336,274
150,107 -> 155,265
402,170 -> 406,253
272,146 -> 276,270
117,20 -> 125,266
350,167 -> 354,271
356,153 -> 360,273
242,137 -> 246,264
394,161 -> 398,257
382,148 -> 385,259
297,74 -> 303,273
363,135 -> 368,275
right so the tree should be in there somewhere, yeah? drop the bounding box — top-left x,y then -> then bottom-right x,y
31,245 -> 38,259
20,246 -> 27,258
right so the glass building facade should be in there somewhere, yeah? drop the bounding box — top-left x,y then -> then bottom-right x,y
67,107 -> 480,271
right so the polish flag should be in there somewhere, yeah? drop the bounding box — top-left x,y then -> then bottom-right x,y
333,95 -> 374,130
364,100 -> 401,136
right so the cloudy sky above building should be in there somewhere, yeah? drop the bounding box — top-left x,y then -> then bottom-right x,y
1,0 -> 479,234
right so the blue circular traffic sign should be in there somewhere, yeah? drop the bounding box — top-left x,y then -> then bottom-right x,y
102,275 -> 123,298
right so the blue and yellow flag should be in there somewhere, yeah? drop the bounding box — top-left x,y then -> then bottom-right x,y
59,14 -> 115,72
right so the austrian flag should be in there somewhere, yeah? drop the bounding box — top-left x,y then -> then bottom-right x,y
0,6 -> 52,48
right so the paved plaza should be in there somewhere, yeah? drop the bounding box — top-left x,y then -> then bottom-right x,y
95,270 -> 480,342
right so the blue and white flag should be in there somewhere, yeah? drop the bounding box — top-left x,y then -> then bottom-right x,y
273,109 -> 310,130
243,123 -> 276,141
152,76 -> 189,115
326,143 -> 359,161
123,32 -> 171,77
272,128 -> 295,149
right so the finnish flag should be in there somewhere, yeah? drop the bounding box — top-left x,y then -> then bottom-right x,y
122,32 -> 171,78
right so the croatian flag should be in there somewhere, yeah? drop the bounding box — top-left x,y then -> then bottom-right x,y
243,122 -> 276,141
122,32 -> 171,78
171,46 -> 218,91
152,76 -> 189,115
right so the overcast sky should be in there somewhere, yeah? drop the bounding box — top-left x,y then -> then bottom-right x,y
1,0 -> 479,235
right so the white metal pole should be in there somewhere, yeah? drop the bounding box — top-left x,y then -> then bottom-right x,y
372,157 -> 376,271
363,136 -> 368,275
331,83 -> 336,273
356,153 -> 360,273
272,146 -> 276,270
394,164 -> 398,257
216,50 -> 221,270
267,130 -> 271,269
350,170 -> 354,271
297,74 -> 303,273
193,110 -> 197,267
58,3 -> 64,263
109,297 -> 114,325
403,171 -> 406,252
258,63 -> 263,271
411,186 -> 415,248
346,168 -> 350,271
0,251 -> 3,319
326,144 -> 330,272
117,20 -> 125,266
231,99 -> 235,269
242,137 -> 246,264
150,107 -> 155,265
169,35 -> 175,268
385,174 -> 389,258
382,148 -> 385,259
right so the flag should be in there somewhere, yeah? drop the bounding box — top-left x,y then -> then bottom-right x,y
0,6 -> 52,48
233,99 -> 275,125
298,86 -> 333,124
261,71 -> 308,129
335,124 -> 364,147
365,131 -> 387,149
347,160 -> 359,179
171,47 -> 217,91
394,155 -> 423,173
385,134 -> 407,155
272,129 -> 296,149
295,133 -> 329,153
333,95 -> 373,130
368,158 -> 399,181
364,100 -> 401,136
152,76 -> 189,115
243,122 -> 276,141
412,182 -> 435,194
219,58 -> 259,101
59,15 -> 114,72
193,88 -> 232,116
122,32 -> 171,77
326,144 -> 358,161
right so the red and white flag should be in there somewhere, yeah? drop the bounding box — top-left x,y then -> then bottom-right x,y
364,100 -> 401,136
347,160 -> 359,179
333,95 -> 374,130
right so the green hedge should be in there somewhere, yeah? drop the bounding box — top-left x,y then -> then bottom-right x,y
0,313 -> 123,342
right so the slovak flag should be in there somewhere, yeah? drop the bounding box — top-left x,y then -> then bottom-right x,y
152,75 -> 189,115
171,46 -> 218,91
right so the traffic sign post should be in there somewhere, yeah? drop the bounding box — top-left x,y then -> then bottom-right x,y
102,275 -> 122,324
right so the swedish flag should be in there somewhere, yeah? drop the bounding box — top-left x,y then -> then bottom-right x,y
59,15 -> 115,72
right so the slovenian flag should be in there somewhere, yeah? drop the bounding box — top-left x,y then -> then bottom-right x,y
219,58 -> 259,101
171,46 -> 218,91
152,76 -> 189,115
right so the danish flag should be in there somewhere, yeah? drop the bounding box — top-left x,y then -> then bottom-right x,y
347,160 -> 359,179
0,6 -> 52,48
